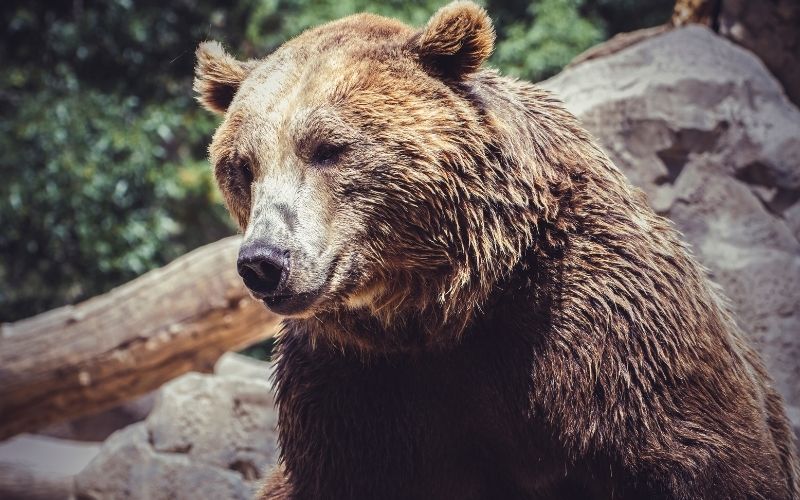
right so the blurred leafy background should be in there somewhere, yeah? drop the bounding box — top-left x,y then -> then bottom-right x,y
0,0 -> 672,323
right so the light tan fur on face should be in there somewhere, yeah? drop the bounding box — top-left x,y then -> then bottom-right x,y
344,281 -> 387,311
196,6 -> 508,323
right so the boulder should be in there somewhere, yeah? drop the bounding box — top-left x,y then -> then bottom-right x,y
215,351 -> 275,381
75,368 -> 277,499
543,25 -> 800,411
39,392 -> 156,443
0,434 -> 100,499
38,352 -> 266,445
75,424 -> 252,500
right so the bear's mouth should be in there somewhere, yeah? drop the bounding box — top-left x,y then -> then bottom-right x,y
258,255 -> 348,317
262,288 -> 323,316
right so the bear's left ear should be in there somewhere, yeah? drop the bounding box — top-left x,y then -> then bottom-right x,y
194,41 -> 255,114
408,1 -> 495,79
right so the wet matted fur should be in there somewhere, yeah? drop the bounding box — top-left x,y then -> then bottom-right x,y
196,2 -> 799,498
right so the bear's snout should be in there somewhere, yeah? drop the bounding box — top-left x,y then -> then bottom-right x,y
237,240 -> 289,300
236,239 -> 327,316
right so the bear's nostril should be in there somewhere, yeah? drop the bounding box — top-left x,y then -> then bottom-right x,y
238,265 -> 259,287
257,259 -> 283,292
236,242 -> 288,296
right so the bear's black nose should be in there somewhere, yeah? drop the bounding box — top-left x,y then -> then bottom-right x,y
237,241 -> 288,297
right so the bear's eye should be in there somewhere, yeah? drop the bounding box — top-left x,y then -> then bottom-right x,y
310,142 -> 347,167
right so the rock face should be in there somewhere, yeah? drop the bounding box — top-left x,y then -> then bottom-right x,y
40,392 -> 156,442
543,26 -> 800,422
75,356 -> 277,500
0,434 -> 100,499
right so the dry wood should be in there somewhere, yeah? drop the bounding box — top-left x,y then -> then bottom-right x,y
671,0 -> 719,27
0,236 -> 280,440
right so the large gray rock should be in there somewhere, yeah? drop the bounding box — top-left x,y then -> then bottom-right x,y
543,26 -> 800,411
0,434 -> 100,499
75,368 -> 277,500
74,424 -> 252,500
215,351 -> 274,381
40,392 -> 156,443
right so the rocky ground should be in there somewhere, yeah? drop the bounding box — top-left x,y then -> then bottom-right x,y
1,23 -> 797,500
0,353 -> 277,499
73,353 -> 278,500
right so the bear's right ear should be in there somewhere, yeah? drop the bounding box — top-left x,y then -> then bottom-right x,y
407,1 -> 495,79
194,41 -> 254,114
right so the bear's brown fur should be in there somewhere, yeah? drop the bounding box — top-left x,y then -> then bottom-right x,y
196,2 -> 799,498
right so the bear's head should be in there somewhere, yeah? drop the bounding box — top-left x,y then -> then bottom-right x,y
196,1 -> 571,347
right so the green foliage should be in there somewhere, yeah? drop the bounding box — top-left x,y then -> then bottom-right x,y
490,0 -> 674,81
0,88 -> 229,319
240,337 -> 278,361
493,0 -> 605,81
0,1 -> 242,320
0,0 -> 671,323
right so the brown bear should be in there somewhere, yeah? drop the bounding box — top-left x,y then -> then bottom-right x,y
194,2 -> 799,498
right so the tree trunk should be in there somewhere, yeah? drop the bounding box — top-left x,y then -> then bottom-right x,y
671,0 -> 721,27
0,236 -> 280,440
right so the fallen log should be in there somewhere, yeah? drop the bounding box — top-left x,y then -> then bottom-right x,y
0,236 -> 280,440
